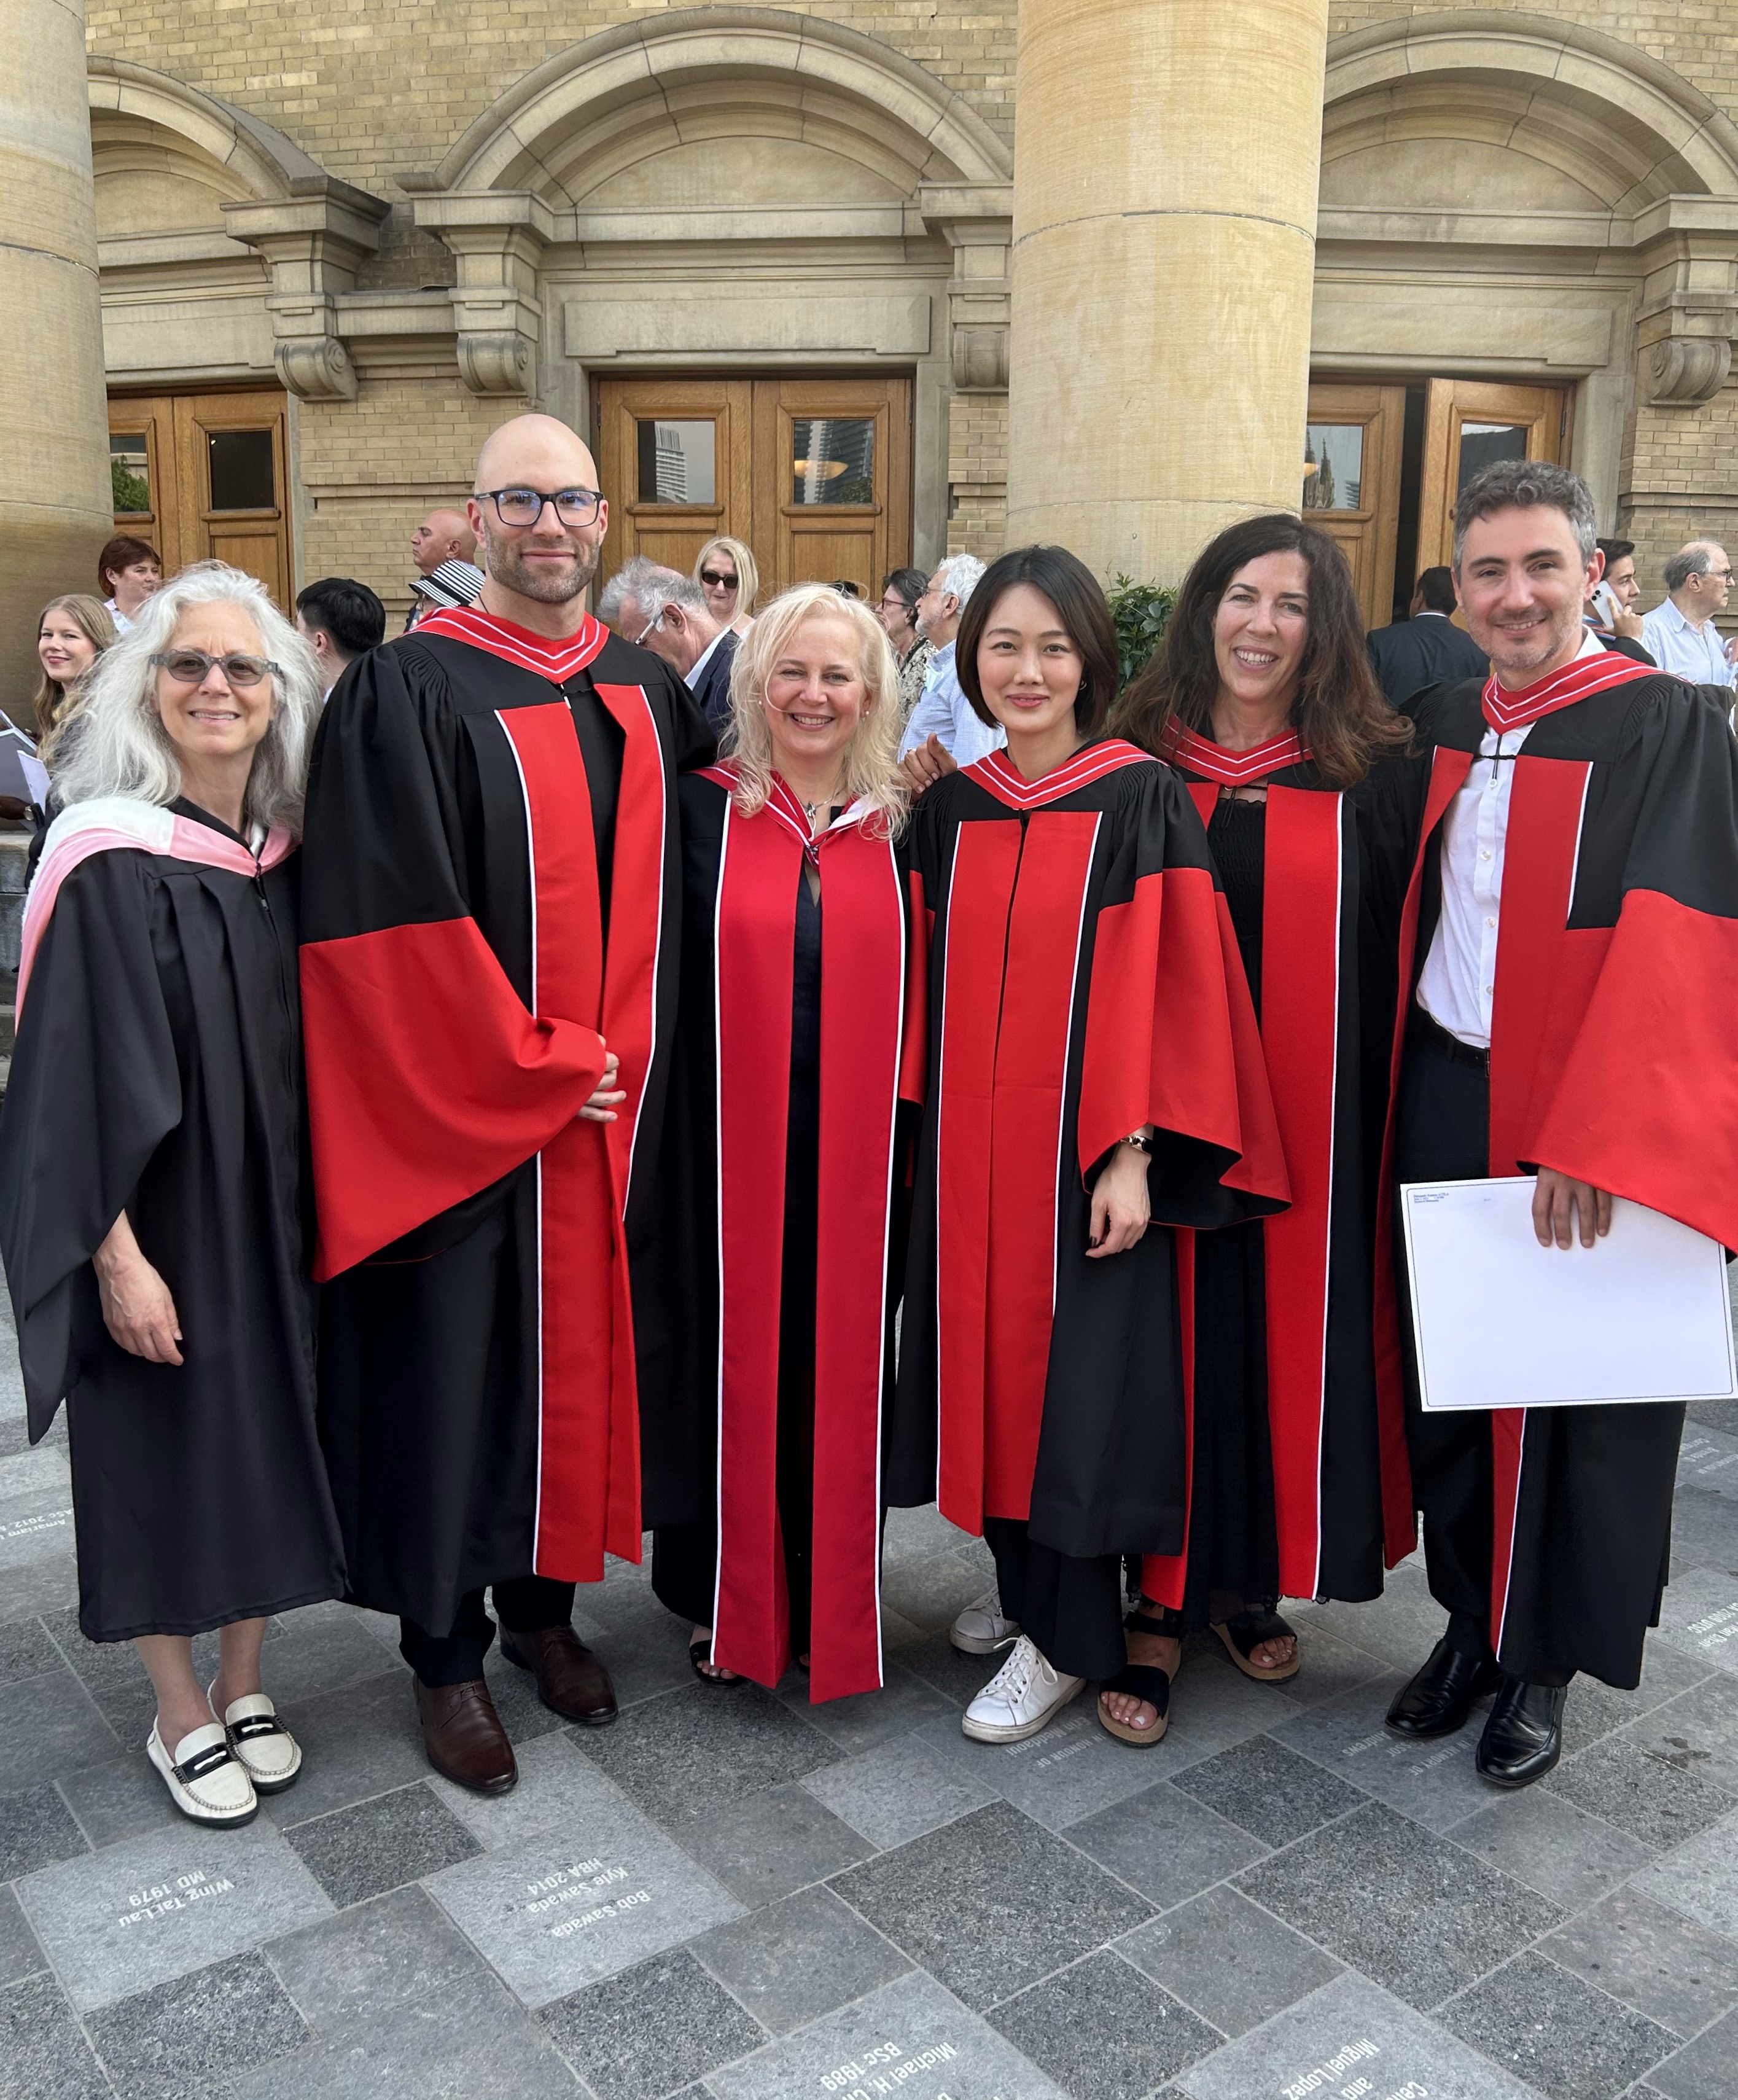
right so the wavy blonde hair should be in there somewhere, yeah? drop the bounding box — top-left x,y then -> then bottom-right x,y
693,534 -> 760,620
721,583 -> 909,838
33,595 -> 119,759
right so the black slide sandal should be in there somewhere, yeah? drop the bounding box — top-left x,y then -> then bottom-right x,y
689,1637 -> 744,1685
1097,1609 -> 1180,1745
1212,1609 -> 1301,1681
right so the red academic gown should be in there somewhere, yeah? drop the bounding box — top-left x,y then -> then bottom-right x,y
1379,652 -> 1738,1685
298,606 -> 712,1635
886,740 -> 1289,1563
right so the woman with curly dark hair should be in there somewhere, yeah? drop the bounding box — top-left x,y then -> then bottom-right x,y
1106,513 -> 1425,1739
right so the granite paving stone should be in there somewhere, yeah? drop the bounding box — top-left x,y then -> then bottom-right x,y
1147,1642 -> 1301,1764
0,1666 -> 120,1795
1234,1801 -> 1564,2011
1266,1621 -> 1389,1711
692,1885 -> 909,2034
1655,1567 -> 1738,1675
1676,1422 -> 1738,1500
426,1727 -> 632,1850
1286,1563 -> 1455,1674
0,1483 -> 77,1582
225,1965 -> 582,2098
85,1949 -> 308,2099
283,1780 -> 483,1908
881,1504 -> 982,1571
892,1626 -> 1001,1708
1669,1488 -> 1738,1578
704,1967 -> 1068,2100
672,1780 -> 872,1910
1544,1887 -> 1738,2039
56,1751 -> 189,1852
1646,2008 -> 1738,2100
1631,1811 -> 1738,1937
830,1800 -> 1152,2011
1620,1671 -> 1738,1797
1117,1883 -> 1342,2037
18,1818 -> 333,2012
1067,1778 -> 1268,1909
876,1551 -> 997,1633
1439,1948 -> 1677,2100
911,1700 -> 1177,1832
1177,1969 -> 1538,2100
798,1728 -> 997,1849
264,1883 -> 491,2032
572,1682 -> 842,1825
0,1779 -> 88,1879
777,1661 -> 953,1755
0,1614 -> 61,1685
1559,1639 -> 1713,1758
1448,1787 -> 1657,1909
1545,1734 -> 1737,1849
253,1666 -> 430,1827
0,1885 -> 44,1988
426,1782 -> 746,2006
542,1946 -> 765,2098
989,1949 -> 1222,2098
1270,1669 -> 1505,1830
0,1972 -> 111,2100
1169,1732 -> 1369,1847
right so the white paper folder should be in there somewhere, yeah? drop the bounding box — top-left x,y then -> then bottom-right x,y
1400,1176 -> 1737,1413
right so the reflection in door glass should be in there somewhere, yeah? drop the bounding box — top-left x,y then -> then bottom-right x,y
1303,424 -> 1363,512
207,429 -> 276,511
111,434 -> 150,515
792,419 -> 875,506
1457,422 -> 1527,491
636,420 -> 716,505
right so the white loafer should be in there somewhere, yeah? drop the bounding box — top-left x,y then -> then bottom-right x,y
147,1720 -> 258,1827
961,1634 -> 1084,1743
949,1585 -> 1021,1655
211,1684 -> 302,1795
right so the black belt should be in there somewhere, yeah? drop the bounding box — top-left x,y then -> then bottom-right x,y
1413,1006 -> 1491,1072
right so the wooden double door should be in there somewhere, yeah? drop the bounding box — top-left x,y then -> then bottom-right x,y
107,390 -> 292,605
594,376 -> 912,607
1304,377 -> 1570,628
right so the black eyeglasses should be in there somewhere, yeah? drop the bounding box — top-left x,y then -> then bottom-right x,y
152,650 -> 278,688
699,568 -> 738,590
478,487 -> 604,528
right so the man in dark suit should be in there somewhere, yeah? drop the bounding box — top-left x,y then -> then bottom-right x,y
598,556 -> 739,730
1366,566 -> 1488,706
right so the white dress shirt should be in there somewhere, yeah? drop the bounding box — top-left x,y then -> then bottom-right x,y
1639,597 -> 1736,689
1416,628 -> 1607,1049
896,640 -> 1007,765
104,598 -> 132,636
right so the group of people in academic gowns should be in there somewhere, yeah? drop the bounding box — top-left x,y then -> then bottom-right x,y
2,415 -> 1731,1828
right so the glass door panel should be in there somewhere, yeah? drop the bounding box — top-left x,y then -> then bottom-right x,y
1417,380 -> 1568,574
1303,382 -> 1405,630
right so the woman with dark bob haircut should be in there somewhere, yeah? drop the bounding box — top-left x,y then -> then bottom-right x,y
888,544 -> 1289,1750
1101,513 -> 1425,1741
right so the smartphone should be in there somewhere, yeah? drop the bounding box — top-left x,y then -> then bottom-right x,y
1591,581 -> 1620,626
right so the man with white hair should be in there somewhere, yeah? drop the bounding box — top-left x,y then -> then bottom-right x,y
1640,541 -> 1737,689
897,553 -> 1003,781
599,556 -> 737,729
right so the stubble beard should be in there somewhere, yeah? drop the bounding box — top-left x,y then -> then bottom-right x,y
1481,603 -> 1584,684
480,521 -> 600,605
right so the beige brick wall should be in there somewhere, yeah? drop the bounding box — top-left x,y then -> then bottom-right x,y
946,389 -> 1007,559
1621,389 -> 1738,633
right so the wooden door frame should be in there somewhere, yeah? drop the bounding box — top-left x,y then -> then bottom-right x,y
106,386 -> 293,598
1303,380 -> 1406,630
1417,379 -> 1572,572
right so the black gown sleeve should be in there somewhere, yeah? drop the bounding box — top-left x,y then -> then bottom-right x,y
0,854 -> 180,1437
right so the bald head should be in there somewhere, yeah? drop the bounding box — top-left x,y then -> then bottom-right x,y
467,413 -> 610,622
410,507 -> 475,577
474,414 -> 598,498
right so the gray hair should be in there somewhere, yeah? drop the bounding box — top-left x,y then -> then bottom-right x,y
53,561 -> 324,839
598,555 -> 710,633
1664,542 -> 1726,593
933,553 -> 985,608
1452,461 -> 1597,571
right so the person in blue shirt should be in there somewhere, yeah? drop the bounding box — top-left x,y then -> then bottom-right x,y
1640,542 -> 1736,689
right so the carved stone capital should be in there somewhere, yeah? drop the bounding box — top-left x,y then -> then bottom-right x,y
456,330 -> 534,396
1646,335 -> 1734,407
275,332 -> 358,401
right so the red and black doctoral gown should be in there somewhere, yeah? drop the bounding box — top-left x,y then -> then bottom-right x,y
1139,727 -> 1427,1614
638,767 -> 922,1701
1377,654 -> 1738,1687
885,740 -> 1290,1561
298,605 -> 712,1636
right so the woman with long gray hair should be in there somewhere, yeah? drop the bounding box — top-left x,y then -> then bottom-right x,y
0,562 -> 345,1829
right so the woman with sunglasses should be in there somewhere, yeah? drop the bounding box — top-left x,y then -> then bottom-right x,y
0,562 -> 343,1829
694,536 -> 759,636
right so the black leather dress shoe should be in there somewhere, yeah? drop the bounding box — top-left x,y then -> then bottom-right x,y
1476,1677 -> 1567,1788
1384,1638 -> 1502,1739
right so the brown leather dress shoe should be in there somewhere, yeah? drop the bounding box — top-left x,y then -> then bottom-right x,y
499,1624 -> 618,1727
414,1678 -> 517,1794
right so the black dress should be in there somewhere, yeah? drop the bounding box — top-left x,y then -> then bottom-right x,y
0,805 -> 345,1641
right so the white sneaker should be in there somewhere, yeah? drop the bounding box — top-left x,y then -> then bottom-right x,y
949,1585 -> 1020,1655
211,1683 -> 302,1795
147,1720 -> 258,1827
961,1634 -> 1084,1743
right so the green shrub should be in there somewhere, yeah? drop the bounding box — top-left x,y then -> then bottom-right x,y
1107,574 -> 1175,694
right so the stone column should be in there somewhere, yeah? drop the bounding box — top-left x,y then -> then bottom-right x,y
1,0 -> 113,715
1006,0 -> 1331,584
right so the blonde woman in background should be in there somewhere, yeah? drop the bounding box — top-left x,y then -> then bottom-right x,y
6,596 -> 120,821
693,534 -> 759,636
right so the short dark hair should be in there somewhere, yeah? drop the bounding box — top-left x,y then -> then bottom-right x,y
296,577 -> 386,660
1453,460 -> 1596,569
97,533 -> 160,594
956,545 -> 1119,738
1414,566 -> 1457,614
1597,537 -> 1635,568
1116,513 -> 1409,790
882,567 -> 927,614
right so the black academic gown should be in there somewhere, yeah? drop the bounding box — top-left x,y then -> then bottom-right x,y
886,741 -> 1288,1676
298,607 -> 711,1637
643,768 -> 920,1700
0,806 -> 344,1641
1140,738 -> 1427,1623
1380,660 -> 1738,1687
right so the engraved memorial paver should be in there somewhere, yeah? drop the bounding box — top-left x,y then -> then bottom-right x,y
1656,1567 -> 1738,1676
